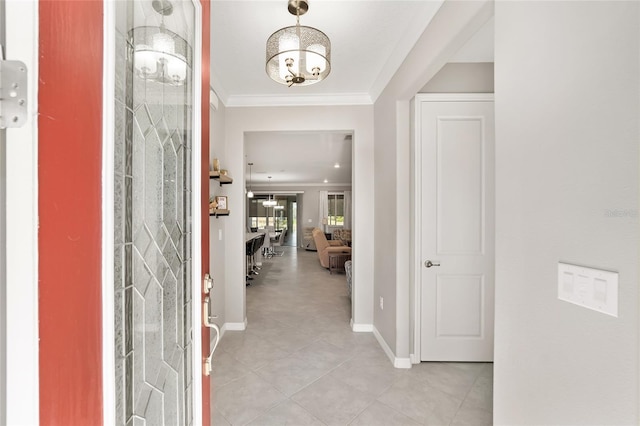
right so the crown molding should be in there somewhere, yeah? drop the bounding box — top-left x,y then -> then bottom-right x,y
225,92 -> 373,108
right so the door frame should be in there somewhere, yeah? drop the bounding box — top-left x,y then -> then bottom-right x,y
101,0 -> 203,423
410,93 -> 495,363
4,0 -> 39,423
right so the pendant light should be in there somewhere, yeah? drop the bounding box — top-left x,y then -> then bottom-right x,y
247,162 -> 254,198
263,176 -> 277,207
265,0 -> 331,87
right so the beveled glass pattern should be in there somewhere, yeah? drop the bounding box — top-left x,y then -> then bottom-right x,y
114,1 -> 195,424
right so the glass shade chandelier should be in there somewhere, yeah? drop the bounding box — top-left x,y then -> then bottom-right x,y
130,0 -> 191,86
266,0 -> 331,87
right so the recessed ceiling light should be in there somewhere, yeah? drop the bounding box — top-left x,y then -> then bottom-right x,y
323,179 -> 328,183
334,163 -> 340,168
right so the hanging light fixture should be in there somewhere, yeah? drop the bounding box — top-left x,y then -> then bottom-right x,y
246,162 -> 254,198
266,0 -> 331,87
263,176 -> 278,207
130,0 -> 192,86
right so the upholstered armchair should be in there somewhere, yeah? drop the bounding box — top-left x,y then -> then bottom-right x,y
311,228 -> 351,268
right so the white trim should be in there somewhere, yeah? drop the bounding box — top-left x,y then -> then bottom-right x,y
102,1 -> 116,424
224,320 -> 247,331
226,93 -> 373,108
5,1 -> 39,424
394,357 -> 412,369
410,93 -> 495,363
191,1 -> 203,424
372,327 -> 412,369
350,320 -> 373,333
411,97 -> 423,363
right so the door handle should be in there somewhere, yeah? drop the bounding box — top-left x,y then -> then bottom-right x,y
424,260 -> 441,268
203,296 -> 220,376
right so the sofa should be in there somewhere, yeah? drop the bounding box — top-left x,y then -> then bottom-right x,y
311,228 -> 351,269
302,227 -> 317,251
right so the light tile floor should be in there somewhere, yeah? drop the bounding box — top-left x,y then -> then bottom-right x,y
211,247 -> 493,425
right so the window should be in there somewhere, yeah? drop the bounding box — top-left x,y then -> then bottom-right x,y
248,197 -> 290,230
328,193 -> 344,226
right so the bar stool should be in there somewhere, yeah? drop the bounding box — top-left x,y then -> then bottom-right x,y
250,233 -> 265,275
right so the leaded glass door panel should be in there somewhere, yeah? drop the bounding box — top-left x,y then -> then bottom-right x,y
114,0 -> 197,424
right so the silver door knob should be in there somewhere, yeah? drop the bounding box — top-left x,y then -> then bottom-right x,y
424,260 -> 441,268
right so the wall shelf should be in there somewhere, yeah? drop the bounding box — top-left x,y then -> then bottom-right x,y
209,209 -> 230,218
209,171 -> 233,186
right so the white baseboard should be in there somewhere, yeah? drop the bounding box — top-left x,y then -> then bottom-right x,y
224,319 -> 247,331
410,353 -> 421,364
350,319 -> 373,332
373,326 -> 412,369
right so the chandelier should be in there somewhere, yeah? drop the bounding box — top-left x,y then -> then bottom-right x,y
130,0 -> 191,86
266,0 -> 331,87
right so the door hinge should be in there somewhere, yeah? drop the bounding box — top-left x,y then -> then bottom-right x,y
0,48 -> 28,129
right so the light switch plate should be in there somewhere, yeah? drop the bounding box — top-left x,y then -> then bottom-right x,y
558,262 -> 618,317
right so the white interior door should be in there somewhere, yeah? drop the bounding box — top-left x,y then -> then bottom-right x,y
418,95 -> 494,361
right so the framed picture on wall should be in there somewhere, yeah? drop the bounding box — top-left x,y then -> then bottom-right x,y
215,196 -> 228,210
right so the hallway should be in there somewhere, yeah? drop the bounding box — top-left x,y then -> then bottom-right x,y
211,247 -> 493,425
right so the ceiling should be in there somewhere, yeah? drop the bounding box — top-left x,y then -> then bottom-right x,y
245,131 -> 352,186
211,1 -> 494,186
211,0 -> 445,106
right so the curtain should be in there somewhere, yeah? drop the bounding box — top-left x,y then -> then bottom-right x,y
318,190 -> 329,231
343,190 -> 352,229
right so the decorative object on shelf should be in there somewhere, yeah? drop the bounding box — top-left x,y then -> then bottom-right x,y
208,197 -> 218,213
265,0 -> 331,87
262,176 -> 277,207
212,158 -> 220,172
130,0 -> 191,86
247,162 -> 254,198
220,169 -> 228,175
215,196 -> 228,210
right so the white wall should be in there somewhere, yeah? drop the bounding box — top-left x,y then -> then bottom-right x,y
224,105 -> 374,330
493,1 -> 639,424
373,0 -> 493,360
209,100 -> 227,327
420,62 -> 494,93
